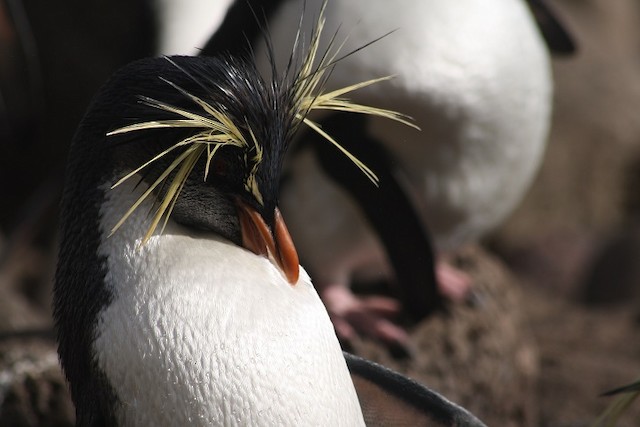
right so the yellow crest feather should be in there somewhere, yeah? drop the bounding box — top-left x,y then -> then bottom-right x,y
107,1 -> 417,242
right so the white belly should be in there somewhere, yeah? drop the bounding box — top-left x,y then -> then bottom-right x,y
93,179 -> 364,426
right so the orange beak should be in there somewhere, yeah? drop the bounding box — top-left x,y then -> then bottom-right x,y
236,201 -> 300,285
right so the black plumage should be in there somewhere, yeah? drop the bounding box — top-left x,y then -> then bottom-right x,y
55,54 -> 304,423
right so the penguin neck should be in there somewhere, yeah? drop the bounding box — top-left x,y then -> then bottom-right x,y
92,178 -> 365,426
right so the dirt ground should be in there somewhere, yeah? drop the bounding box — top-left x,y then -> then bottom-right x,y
352,246 -> 640,427
1,0 -> 640,425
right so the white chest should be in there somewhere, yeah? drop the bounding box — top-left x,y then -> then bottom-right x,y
93,180 -> 364,426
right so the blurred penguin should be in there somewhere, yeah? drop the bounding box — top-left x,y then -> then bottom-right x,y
182,0 -> 573,347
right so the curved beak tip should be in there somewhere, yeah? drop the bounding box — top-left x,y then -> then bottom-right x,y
238,202 -> 300,285
275,211 -> 300,285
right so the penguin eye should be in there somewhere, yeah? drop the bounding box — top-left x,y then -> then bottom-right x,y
206,153 -> 244,189
210,156 -> 228,177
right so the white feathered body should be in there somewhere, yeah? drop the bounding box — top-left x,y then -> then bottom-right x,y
154,0 -> 234,55
263,0 -> 552,282
93,178 -> 365,426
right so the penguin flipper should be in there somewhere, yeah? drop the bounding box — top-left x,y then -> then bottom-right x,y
526,0 -> 577,55
312,113 -> 442,321
202,2 -> 442,322
344,352 -> 487,427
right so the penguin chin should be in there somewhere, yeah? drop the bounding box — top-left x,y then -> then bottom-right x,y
170,187 -> 242,246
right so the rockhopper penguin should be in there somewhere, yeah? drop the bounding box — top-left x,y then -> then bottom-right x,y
53,5 -> 487,426
200,0 -> 567,346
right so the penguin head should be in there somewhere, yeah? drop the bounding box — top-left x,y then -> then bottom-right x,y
105,54 -> 302,283
101,13 -> 415,285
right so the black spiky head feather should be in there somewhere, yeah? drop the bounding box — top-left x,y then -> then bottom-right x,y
106,1 -> 417,242
53,3 -> 420,421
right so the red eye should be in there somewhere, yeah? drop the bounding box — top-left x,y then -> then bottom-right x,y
210,156 -> 227,177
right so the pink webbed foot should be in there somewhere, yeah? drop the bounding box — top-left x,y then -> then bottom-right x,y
320,284 -> 409,348
435,257 -> 472,301
319,259 -> 472,351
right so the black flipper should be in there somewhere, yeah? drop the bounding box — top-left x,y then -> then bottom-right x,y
310,113 -> 442,321
199,0 -> 284,57
526,0 -> 577,55
344,352 -> 487,427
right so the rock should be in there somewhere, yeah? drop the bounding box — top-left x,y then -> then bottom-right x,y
349,245 -> 540,427
0,339 -> 74,426
581,225 -> 640,307
0,245 -> 71,425
524,286 -> 640,427
0,284 -> 50,336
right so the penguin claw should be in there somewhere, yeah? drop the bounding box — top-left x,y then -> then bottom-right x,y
435,258 -> 473,302
319,260 -> 472,353
320,284 -> 410,349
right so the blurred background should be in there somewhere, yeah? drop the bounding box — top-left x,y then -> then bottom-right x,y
0,0 -> 639,425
